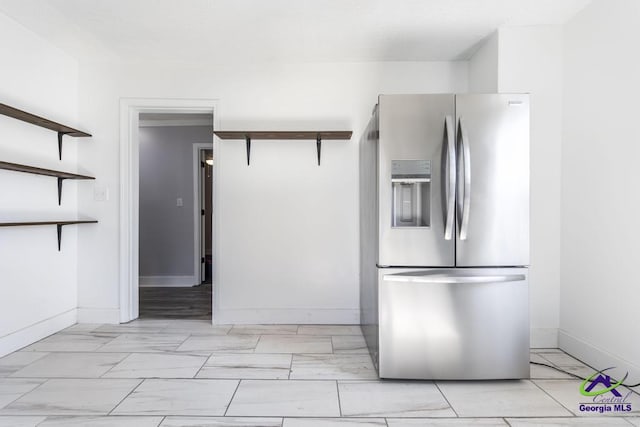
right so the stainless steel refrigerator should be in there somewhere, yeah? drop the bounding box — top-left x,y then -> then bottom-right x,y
359,94 -> 530,380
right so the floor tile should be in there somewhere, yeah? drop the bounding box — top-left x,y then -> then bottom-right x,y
112,379 -> 238,416
338,380 -> 454,417
537,353 -> 595,378
436,380 -> 572,417
505,417 -> 632,426
97,334 -> 189,353
331,335 -> 368,354
10,352 -> 127,378
103,353 -> 207,378
0,352 -> 49,377
229,325 -> 299,335
60,324 -> 102,334
0,416 -> 46,427
533,379 -> 640,416
254,336 -> 332,354
22,333 -> 117,352
530,363 -> 575,380
39,415 -> 164,426
161,417 -> 283,426
297,326 -> 362,336
177,335 -> 259,353
1,379 -> 141,415
627,417 -> 640,426
226,380 -> 340,417
290,354 -> 377,380
94,323 -> 169,335
387,419 -> 507,426
162,321 -> 230,335
197,353 -> 292,379
0,379 -> 45,409
531,349 -> 563,353
283,418 -> 386,426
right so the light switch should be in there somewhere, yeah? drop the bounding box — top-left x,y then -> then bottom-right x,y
176,197 -> 183,207
94,185 -> 109,202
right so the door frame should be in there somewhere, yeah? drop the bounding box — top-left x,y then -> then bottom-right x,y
193,143 -> 213,284
119,98 -> 219,323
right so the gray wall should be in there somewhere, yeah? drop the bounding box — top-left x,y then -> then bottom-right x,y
139,125 -> 212,278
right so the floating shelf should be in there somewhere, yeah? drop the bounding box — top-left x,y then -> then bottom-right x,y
214,131 -> 352,165
0,103 -> 91,160
0,220 -> 98,251
0,161 -> 95,205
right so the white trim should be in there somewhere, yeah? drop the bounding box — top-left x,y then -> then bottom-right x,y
140,118 -> 213,127
139,276 -> 198,287
119,98 -> 219,324
0,309 -> 77,357
559,329 -> 640,382
193,142 -> 212,285
77,308 -> 120,324
530,328 -> 559,348
215,309 -> 361,325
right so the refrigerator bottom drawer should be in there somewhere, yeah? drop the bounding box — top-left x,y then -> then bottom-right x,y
378,268 -> 529,380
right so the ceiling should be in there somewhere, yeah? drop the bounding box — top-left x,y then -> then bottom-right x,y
0,0 -> 590,63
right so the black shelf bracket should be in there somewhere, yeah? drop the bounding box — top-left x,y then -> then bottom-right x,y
57,132 -> 66,160
56,224 -> 63,251
57,177 -> 64,205
316,135 -> 322,166
245,136 -> 251,166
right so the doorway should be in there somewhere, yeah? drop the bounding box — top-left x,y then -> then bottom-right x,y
133,109 -> 215,320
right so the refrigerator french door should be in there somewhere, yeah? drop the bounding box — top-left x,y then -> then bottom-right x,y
362,93 -> 530,380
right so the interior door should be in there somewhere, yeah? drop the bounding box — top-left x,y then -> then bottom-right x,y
455,94 -> 530,267
378,94 -> 455,267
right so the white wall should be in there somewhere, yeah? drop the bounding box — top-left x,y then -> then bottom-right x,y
138,125 -> 211,286
468,32 -> 499,93
76,61 -> 468,324
561,0 -> 640,379
0,12 -> 80,356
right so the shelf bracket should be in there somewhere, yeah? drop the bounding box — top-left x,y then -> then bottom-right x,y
57,178 -> 65,206
316,135 -> 322,166
56,224 -> 63,251
245,136 -> 251,166
57,132 -> 66,161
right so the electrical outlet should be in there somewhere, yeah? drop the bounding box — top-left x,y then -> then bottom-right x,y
176,197 -> 183,207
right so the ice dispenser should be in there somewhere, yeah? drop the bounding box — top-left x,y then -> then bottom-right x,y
391,160 -> 431,227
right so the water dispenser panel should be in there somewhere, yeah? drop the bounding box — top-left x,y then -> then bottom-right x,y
391,160 -> 431,228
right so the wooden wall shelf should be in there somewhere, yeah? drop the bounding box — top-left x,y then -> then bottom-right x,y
0,161 -> 95,205
214,130 -> 352,165
0,103 -> 91,160
0,220 -> 98,251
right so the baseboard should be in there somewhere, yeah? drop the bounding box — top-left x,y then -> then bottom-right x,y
139,275 -> 197,287
559,329 -> 640,382
0,309 -> 77,357
531,328 -> 559,348
215,308 -> 360,325
77,307 -> 120,324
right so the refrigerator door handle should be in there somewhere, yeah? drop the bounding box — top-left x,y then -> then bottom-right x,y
443,115 -> 456,240
383,273 -> 525,284
457,118 -> 471,240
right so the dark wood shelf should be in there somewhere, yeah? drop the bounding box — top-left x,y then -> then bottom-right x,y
213,130 -> 352,165
0,103 -> 91,160
0,161 -> 95,205
0,220 -> 98,251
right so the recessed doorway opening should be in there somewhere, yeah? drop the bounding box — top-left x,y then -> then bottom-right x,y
137,112 -> 214,320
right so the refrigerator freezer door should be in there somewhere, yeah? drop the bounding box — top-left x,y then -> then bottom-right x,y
378,268 -> 530,380
455,94 -> 530,267
378,94 -> 455,267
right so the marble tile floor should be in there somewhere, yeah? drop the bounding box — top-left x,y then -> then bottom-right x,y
0,320 -> 637,426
